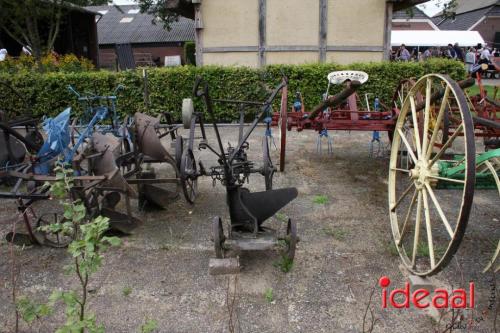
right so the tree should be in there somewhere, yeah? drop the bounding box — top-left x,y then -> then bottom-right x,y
137,0 -> 194,30
0,0 -> 109,70
418,0 -> 458,19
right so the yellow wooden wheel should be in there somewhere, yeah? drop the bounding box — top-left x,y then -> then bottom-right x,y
388,74 -> 476,276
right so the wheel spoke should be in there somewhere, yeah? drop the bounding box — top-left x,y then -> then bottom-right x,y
426,86 -> 451,159
427,175 -> 465,184
391,182 -> 415,212
484,160 -> 500,197
391,167 -> 411,174
429,123 -> 464,167
421,78 -> 432,155
397,128 -> 418,164
411,191 -> 423,266
422,189 -> 436,268
397,189 -> 418,246
410,96 -> 422,158
424,183 -> 454,238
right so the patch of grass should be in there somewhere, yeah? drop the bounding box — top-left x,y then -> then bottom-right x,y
275,212 -> 288,223
465,85 -> 496,97
322,227 -> 347,241
417,242 -> 430,258
140,319 -> 158,333
122,286 -> 132,297
274,255 -> 294,273
385,241 -> 399,257
160,244 -> 172,251
264,288 -> 274,303
312,195 -> 328,205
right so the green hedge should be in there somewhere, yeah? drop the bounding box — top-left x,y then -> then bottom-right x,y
0,59 -> 466,122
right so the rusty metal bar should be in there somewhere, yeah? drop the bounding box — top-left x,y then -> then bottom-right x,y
308,81 -> 362,119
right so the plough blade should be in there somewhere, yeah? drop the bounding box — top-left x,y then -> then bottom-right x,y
91,133 -> 137,197
100,207 -> 142,235
141,183 -> 179,208
240,187 -> 298,224
5,231 -> 37,246
134,113 -> 176,165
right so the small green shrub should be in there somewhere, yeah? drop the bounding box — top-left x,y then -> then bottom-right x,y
264,288 -> 274,303
312,195 -> 328,205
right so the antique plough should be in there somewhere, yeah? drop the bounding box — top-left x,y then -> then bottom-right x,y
180,77 -> 298,263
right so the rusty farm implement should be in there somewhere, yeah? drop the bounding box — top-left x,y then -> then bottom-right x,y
0,85 -> 190,247
179,77 -> 298,264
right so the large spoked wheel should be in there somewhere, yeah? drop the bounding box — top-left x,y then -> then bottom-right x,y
263,136 -> 274,190
36,213 -> 74,248
285,219 -> 297,261
213,216 -> 225,258
180,148 -> 198,204
278,85 -> 288,172
388,74 -> 475,276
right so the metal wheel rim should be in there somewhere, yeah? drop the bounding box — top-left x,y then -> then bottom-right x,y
213,216 -> 224,258
263,136 -> 274,190
36,213 -> 73,248
175,136 -> 183,171
286,218 -> 297,261
279,85 -> 288,172
180,149 -> 197,204
388,74 -> 475,276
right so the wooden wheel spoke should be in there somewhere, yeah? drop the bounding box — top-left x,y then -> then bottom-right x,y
484,160 -> 500,197
391,167 -> 411,174
429,123 -> 464,167
424,183 -> 454,238
427,175 -> 465,184
410,96 -> 422,158
397,189 -> 418,246
422,189 -> 436,268
411,191 -> 423,266
397,128 -> 418,164
421,78 -> 432,155
426,86 -> 451,159
391,182 -> 414,212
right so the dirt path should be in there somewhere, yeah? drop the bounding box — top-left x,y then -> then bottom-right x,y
0,127 -> 498,333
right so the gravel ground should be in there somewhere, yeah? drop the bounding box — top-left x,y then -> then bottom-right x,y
0,126 -> 498,333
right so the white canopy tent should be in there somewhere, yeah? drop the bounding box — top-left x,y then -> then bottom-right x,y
391,30 -> 485,47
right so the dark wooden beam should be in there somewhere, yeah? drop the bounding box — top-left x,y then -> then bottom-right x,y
319,0 -> 327,63
258,0 -> 266,67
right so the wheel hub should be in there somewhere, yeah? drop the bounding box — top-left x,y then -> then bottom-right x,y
409,160 -> 439,189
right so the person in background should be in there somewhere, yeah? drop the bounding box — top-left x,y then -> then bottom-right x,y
446,44 -> 457,59
453,42 -> 464,61
0,48 -> 7,61
465,47 -> 476,73
431,47 -> 440,57
423,48 -> 432,60
479,45 -> 491,65
493,48 -> 499,57
398,44 -> 411,61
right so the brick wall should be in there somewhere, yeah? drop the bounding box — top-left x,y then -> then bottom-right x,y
99,43 -> 185,69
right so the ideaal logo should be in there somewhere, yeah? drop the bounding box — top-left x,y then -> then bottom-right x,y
379,276 -> 475,309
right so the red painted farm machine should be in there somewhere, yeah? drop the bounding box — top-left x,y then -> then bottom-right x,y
272,69 -> 499,276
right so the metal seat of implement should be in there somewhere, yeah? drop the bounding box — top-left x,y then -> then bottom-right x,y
327,70 -> 369,85
228,186 -> 298,233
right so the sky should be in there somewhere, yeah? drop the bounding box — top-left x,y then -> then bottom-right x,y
112,0 -> 448,17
